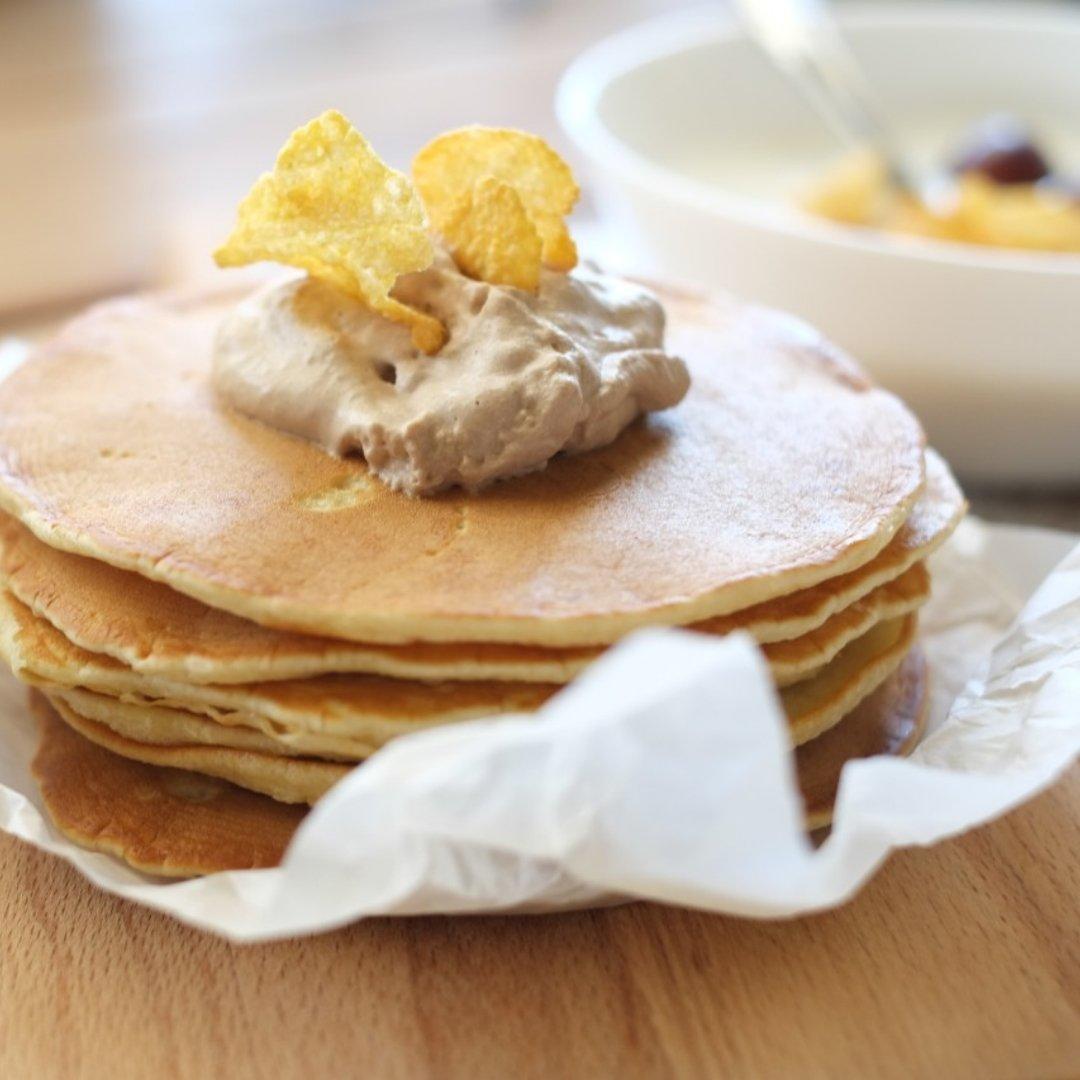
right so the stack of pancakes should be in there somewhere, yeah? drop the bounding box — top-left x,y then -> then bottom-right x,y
0,286 -> 964,876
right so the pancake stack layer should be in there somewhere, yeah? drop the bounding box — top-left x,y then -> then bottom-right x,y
0,286 -> 964,876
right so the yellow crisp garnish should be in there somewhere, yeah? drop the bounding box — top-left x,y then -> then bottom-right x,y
801,149 -> 894,226
953,175 -> 1080,252
215,110 -> 446,353
441,177 -> 542,291
803,149 -> 1080,253
413,126 -> 580,273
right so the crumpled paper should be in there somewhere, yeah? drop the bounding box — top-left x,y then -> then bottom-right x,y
0,517 -> 1076,941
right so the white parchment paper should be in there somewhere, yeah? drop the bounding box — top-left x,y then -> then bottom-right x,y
0,518 -> 1077,941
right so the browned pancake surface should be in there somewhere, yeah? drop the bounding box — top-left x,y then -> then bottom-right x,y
44,692 -> 348,804
30,691 -> 305,876
0,584 -> 915,757
797,647 -> 928,828
0,288 -> 924,645
0,448 -> 960,684
28,649 -> 928,876
694,450 -> 962,641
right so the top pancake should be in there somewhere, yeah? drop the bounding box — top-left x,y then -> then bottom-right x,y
0,452 -> 959,684
0,285 -> 925,645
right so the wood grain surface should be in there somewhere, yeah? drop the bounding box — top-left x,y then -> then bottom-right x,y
1,766 -> 1076,1080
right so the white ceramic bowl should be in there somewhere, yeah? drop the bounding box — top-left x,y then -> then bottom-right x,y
557,2 -> 1080,483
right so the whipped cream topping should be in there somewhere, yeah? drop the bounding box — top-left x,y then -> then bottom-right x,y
212,250 -> 689,495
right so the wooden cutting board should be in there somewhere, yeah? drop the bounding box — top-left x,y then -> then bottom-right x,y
1,766 -> 1076,1079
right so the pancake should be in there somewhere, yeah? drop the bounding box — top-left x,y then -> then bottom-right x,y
0,580 -> 923,749
31,612 -> 919,791
796,647 -> 927,829
763,562 -> 927,687
35,644 -> 928,874
51,685 -> 389,763
46,692 -> 348,805
32,649 -> 926,876
0,285 -> 925,646
0,590 -> 558,739
44,611 -> 914,803
785,615 -> 916,745
691,448 -> 961,645
0,514 -> 595,683
0,447 -> 961,683
50,684 -> 322,759
30,691 -> 305,875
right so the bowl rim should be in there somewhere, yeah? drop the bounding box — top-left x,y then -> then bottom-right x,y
556,0 -> 1080,279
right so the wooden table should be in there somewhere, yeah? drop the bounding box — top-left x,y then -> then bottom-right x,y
2,766 -> 1076,1078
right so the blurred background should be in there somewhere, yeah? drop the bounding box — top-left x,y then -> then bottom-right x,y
1,0 -> 1077,525
1,0 -> 679,319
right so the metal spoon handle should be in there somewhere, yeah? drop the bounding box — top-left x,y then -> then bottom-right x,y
731,0 -> 916,192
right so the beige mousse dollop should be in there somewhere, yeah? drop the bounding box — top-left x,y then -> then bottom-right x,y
212,250 -> 689,495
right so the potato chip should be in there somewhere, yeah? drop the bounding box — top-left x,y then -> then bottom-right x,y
215,110 -> 446,353
413,126 -> 580,271
441,177 -> 542,291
